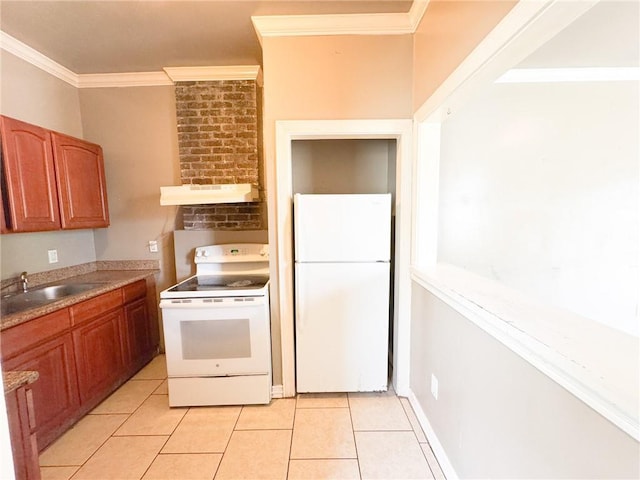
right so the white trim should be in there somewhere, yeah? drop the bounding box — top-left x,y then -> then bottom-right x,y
272,119 -> 413,398
252,12 -> 415,42
407,389 -> 458,480
271,384 -> 284,399
1,29 -> 262,88
0,30 -> 78,87
251,1 -> 429,40
496,67 -> 640,83
408,0 -> 430,31
411,267 -> 640,441
412,121 -> 440,268
78,71 -> 173,88
414,0 -> 599,123
163,65 -> 262,83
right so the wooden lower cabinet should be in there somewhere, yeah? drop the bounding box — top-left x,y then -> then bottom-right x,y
72,309 -> 125,408
3,333 -> 80,451
123,298 -> 153,376
1,278 -> 159,455
5,383 -> 41,480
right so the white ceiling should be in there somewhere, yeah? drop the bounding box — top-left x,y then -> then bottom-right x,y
0,1 -> 413,74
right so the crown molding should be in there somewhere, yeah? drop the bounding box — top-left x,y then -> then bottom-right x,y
252,13 -> 412,42
251,1 -> 430,42
1,31 -> 79,87
163,66 -> 262,83
78,72 -> 174,88
2,0 -> 429,86
408,0 -> 430,31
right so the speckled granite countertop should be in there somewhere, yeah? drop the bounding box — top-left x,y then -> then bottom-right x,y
1,261 -> 159,331
3,370 -> 39,393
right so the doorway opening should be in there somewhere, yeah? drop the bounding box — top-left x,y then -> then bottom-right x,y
271,119 -> 413,398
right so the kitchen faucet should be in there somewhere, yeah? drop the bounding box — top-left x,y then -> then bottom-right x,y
20,271 -> 28,292
1,271 -> 29,294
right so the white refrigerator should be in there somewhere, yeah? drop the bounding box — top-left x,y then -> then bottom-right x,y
294,193 -> 392,392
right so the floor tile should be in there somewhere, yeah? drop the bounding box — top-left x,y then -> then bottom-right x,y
349,391 -> 412,431
39,466 -> 79,480
214,430 -> 291,480
92,379 -> 162,414
132,354 -> 167,380
153,379 -> 168,395
235,398 -> 296,430
400,397 -> 427,442
421,443 -> 446,480
72,435 -> 168,480
39,414 -> 128,466
161,406 -> 241,453
355,431 -> 433,480
296,392 -> 348,408
288,459 -> 361,479
290,408 -> 356,459
115,394 -> 187,436
142,453 -> 222,479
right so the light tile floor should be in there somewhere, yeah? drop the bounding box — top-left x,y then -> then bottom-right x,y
39,355 -> 446,480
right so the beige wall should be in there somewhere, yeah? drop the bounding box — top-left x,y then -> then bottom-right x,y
412,0 -> 517,111
262,35 -> 413,121
0,52 -> 83,135
291,139 -> 394,195
411,285 -> 639,478
78,86 -> 181,294
261,33 -> 413,386
0,52 -> 96,279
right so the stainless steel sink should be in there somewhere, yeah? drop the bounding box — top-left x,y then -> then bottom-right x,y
1,283 -> 102,316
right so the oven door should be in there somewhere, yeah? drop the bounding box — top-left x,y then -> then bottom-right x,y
160,296 -> 271,377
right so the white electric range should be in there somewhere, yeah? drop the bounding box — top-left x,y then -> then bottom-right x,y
159,243 -> 271,407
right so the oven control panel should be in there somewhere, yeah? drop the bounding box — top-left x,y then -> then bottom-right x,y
195,243 -> 269,263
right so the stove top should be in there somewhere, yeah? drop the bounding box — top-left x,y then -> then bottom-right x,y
162,243 -> 270,299
168,274 -> 269,292
161,273 -> 270,299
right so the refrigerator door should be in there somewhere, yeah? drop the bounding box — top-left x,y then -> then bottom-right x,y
295,262 -> 390,392
294,193 -> 391,262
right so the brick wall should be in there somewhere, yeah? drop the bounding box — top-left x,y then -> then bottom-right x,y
175,80 -> 264,230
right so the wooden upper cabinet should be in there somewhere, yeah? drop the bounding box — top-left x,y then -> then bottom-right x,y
0,116 -> 61,231
0,115 -> 110,233
51,132 -> 110,229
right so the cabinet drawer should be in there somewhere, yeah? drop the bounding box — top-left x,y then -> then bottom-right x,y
1,309 -> 71,361
123,280 -> 147,304
70,290 -> 122,327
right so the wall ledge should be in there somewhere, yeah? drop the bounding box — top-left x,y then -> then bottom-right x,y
411,263 -> 639,441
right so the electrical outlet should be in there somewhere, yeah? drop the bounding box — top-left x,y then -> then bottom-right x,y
48,249 -> 58,264
431,373 -> 439,400
148,240 -> 158,253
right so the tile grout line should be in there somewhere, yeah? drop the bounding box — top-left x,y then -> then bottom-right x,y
285,395 -> 298,480
346,391 -> 364,480
399,396 -> 441,480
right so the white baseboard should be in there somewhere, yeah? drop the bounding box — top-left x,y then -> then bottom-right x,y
407,389 -> 458,480
271,384 -> 285,398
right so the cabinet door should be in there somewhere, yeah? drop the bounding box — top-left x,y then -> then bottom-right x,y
0,188 -> 7,233
72,309 -> 124,408
5,385 -> 41,480
51,132 -> 109,229
123,298 -> 153,374
3,334 -> 80,451
0,116 -> 61,232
